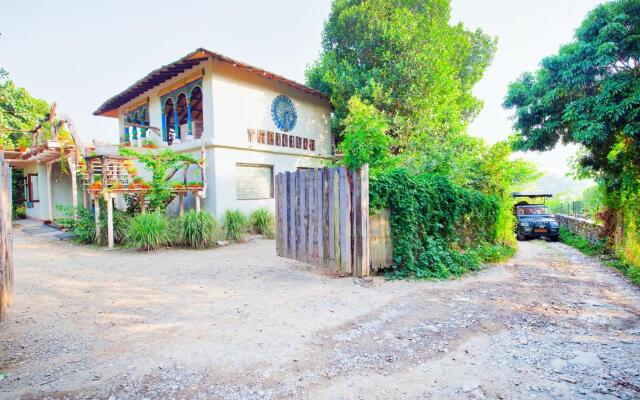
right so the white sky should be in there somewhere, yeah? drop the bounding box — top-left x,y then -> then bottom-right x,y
450,0 -> 605,176
1,0 -> 604,179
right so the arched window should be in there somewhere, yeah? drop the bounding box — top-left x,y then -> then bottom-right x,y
124,115 -> 132,143
176,93 -> 188,140
189,86 -> 204,139
163,98 -> 175,143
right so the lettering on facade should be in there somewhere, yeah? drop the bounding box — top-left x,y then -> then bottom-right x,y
247,128 -> 315,152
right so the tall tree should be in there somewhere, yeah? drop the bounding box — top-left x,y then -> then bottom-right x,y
306,0 -> 496,163
0,70 -> 50,143
503,0 -> 640,266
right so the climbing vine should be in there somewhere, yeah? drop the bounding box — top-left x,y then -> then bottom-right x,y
370,168 -> 509,279
120,148 -> 198,210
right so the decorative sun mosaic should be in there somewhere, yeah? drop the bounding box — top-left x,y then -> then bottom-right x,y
271,95 -> 297,132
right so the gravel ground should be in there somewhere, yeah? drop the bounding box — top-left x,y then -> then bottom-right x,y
1,220 -> 639,399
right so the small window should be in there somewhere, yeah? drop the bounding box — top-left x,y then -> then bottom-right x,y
27,173 -> 40,203
236,164 -> 273,200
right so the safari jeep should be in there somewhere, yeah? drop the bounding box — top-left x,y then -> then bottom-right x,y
513,193 -> 560,242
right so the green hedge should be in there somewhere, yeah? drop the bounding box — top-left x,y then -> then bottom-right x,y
370,168 -> 508,279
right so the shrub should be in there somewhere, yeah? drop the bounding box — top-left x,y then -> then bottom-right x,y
370,168 -> 501,279
56,205 -> 96,244
12,205 -> 26,220
249,208 -> 275,238
175,210 -> 218,249
126,211 -> 170,251
223,209 -> 247,242
97,210 -> 130,246
559,227 -> 606,256
471,242 -> 516,263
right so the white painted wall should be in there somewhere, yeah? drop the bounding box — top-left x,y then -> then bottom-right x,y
114,56 -> 334,218
23,162 -> 77,221
210,61 -> 332,156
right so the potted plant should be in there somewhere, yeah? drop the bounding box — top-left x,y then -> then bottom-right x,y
123,160 -> 134,167
139,181 -> 151,190
142,139 -> 157,149
90,176 -> 102,190
17,136 -> 31,152
112,182 -> 123,190
171,181 -> 186,190
127,166 -> 138,178
187,181 -> 203,189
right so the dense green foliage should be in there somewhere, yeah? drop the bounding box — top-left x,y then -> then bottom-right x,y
504,0 -> 640,269
249,208 -> 275,239
120,148 -> 199,210
307,0 -> 540,278
370,168 -> 513,279
306,0 -> 496,165
174,210 -> 219,249
0,70 -> 49,144
223,209 -> 248,242
336,96 -> 393,172
127,212 -> 171,251
56,204 -> 130,246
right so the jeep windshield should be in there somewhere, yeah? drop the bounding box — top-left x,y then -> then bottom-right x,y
516,205 -> 550,216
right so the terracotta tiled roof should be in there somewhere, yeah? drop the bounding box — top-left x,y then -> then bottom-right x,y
94,48 -> 328,117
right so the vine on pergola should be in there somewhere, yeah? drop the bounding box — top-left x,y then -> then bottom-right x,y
120,148 -> 200,210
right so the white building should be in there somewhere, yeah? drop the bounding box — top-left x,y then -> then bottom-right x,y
94,48 -> 334,217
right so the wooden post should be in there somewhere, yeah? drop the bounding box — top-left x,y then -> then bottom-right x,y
179,194 -> 185,215
195,192 -> 201,212
93,196 -> 101,241
46,161 -> 53,222
82,184 -> 88,209
140,194 -> 146,213
106,193 -> 114,249
0,155 -> 14,321
68,159 -> 78,211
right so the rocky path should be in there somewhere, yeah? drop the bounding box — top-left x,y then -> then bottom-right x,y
1,224 -> 639,399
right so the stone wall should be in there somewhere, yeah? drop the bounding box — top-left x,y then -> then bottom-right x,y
555,214 -> 603,244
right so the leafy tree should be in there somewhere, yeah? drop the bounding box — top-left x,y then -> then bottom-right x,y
503,0 -> 640,267
473,139 -> 541,244
0,69 -> 49,143
306,0 -> 496,163
337,96 -> 392,172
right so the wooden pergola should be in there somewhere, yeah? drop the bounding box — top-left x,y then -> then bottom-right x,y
4,139 -> 90,222
85,150 -> 205,248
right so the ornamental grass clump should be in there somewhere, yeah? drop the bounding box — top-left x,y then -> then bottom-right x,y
223,209 -> 247,242
249,208 -> 275,239
175,210 -> 218,249
127,211 -> 171,251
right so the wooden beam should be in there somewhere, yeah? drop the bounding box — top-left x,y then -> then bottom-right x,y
68,160 -> 78,211
94,196 -> 101,241
105,193 -> 114,249
45,162 -> 53,222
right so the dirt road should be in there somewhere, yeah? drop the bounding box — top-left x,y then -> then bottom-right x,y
1,221 -> 639,399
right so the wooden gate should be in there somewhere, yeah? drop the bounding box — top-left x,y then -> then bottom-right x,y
275,165 -> 370,277
0,153 -> 14,320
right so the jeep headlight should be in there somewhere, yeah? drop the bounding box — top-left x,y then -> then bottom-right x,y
520,222 -> 530,227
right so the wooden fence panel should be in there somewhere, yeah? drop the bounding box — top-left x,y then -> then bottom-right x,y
0,155 -> 14,320
275,165 -> 372,277
370,208 -> 393,272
